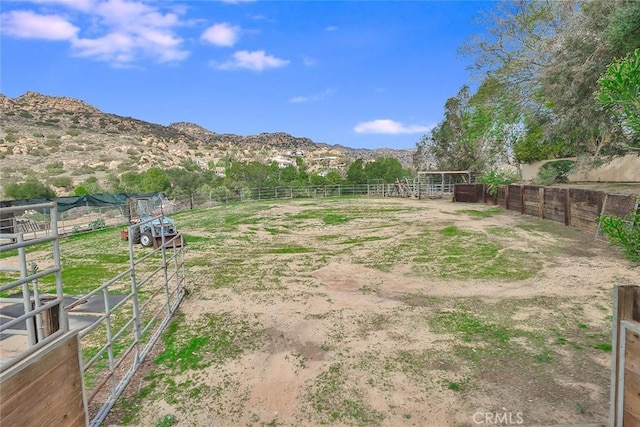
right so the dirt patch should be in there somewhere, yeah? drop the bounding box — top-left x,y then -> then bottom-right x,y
120,198 -> 636,426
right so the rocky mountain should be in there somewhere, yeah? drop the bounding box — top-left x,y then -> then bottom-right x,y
0,92 -> 415,190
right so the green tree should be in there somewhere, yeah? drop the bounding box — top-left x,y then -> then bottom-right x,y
140,168 -> 170,193
50,176 -> 73,190
460,0 -> 639,160
346,159 -> 367,184
73,177 -> 103,195
280,165 -> 298,183
166,165 -> 208,209
424,85 -> 486,171
325,171 -> 344,185
364,157 -> 407,183
117,171 -> 144,193
4,179 -> 56,199
596,48 -> 640,142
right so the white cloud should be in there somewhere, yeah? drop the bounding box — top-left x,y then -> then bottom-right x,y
302,56 -> 316,67
217,50 -> 289,71
325,25 -> 338,32
289,88 -> 335,104
28,0 -> 95,12
201,23 -> 240,47
0,10 -> 79,40
289,96 -> 309,104
353,119 -> 433,135
2,0 -> 189,66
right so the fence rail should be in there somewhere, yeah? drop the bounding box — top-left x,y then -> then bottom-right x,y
3,184 -> 457,243
69,217 -> 188,426
0,206 -> 188,426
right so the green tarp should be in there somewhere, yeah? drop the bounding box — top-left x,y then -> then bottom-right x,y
3,193 -> 164,213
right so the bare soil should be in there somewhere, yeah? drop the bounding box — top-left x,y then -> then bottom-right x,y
113,198 -> 637,427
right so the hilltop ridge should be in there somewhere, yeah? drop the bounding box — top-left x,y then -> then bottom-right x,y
0,92 -> 414,190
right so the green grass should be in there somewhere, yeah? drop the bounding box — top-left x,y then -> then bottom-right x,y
323,213 -> 350,225
456,207 -> 503,218
266,245 -> 312,254
305,363 -> 384,425
114,312 -> 264,424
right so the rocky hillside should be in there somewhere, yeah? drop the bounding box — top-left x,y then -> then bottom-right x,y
0,92 -> 414,189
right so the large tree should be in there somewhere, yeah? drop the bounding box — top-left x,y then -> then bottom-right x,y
596,48 -> 640,144
451,0 -> 640,164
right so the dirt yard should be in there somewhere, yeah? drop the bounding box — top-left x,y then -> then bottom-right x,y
111,197 -> 638,426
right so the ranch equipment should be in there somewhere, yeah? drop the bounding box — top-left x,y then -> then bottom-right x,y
121,196 -> 185,248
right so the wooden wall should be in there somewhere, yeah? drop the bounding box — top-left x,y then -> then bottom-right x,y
611,285 -> 640,427
0,332 -> 87,426
454,184 -> 638,233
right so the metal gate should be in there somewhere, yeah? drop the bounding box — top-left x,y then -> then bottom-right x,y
69,216 -> 187,426
0,204 -> 187,426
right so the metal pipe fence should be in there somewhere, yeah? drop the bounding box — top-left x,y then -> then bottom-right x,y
3,183 -> 456,243
0,202 -> 67,371
65,216 -> 188,426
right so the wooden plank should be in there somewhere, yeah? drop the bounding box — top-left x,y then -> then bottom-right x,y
623,409 -> 640,427
564,188 -> 571,226
539,188 -> 545,219
612,287 -> 640,426
634,287 -> 640,322
520,185 -> 525,214
626,328 -> 640,378
0,332 -> 86,427
624,366 -> 640,421
505,185 -> 510,210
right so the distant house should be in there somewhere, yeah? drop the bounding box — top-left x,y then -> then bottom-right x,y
269,156 -> 297,169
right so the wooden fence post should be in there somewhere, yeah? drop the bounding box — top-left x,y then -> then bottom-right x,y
564,188 -> 571,226
505,185 -> 510,210
539,187 -> 545,219
610,285 -> 640,427
520,185 -> 525,214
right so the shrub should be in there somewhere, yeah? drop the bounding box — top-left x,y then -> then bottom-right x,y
599,201 -> 640,262
3,179 -> 56,199
45,161 -> 65,174
51,176 -> 73,188
536,160 -> 576,185
476,169 -> 519,196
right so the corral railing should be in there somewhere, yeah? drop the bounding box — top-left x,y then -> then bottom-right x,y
67,216 -> 188,426
0,206 -> 188,426
0,202 -> 68,369
0,202 -> 87,426
5,184 -> 455,242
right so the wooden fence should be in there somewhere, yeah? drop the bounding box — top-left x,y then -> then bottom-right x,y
0,332 -> 86,426
454,184 -> 638,233
611,285 -> 640,426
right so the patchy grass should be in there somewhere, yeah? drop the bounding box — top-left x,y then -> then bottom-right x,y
4,197 -> 624,426
456,207 -> 503,218
113,312 -> 264,423
304,363 -> 385,425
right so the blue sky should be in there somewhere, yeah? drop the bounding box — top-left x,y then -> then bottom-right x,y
0,0 -> 492,150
